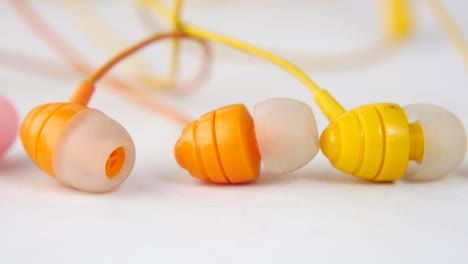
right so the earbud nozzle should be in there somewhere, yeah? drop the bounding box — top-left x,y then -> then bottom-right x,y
403,103 -> 466,181
53,109 -> 135,192
254,98 -> 319,174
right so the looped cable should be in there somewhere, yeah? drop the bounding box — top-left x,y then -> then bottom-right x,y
8,0 -> 197,125
137,0 -> 411,72
58,0 -> 212,94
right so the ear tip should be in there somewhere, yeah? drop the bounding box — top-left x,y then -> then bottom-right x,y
254,97 -> 319,174
52,109 -> 135,192
404,103 -> 467,180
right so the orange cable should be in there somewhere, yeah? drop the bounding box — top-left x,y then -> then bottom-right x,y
0,48 -> 77,80
8,0 -> 205,125
71,32 -> 205,105
87,33 -> 197,83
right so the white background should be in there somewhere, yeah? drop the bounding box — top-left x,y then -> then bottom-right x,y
1,1 -> 468,263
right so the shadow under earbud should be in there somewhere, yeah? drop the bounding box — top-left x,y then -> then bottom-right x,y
402,176 -> 450,184
453,165 -> 468,178
285,168 -> 385,186
156,164 -> 386,188
0,156 -> 33,175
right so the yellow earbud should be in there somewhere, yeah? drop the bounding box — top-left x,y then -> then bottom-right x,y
320,103 -> 417,181
320,103 -> 466,182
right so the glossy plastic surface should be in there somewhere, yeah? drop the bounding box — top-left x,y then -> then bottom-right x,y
320,103 -> 410,181
175,104 -> 261,183
20,103 -> 86,176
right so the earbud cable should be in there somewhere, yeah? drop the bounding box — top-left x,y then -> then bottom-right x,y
169,0 -> 182,81
8,0 -> 194,125
0,48 -> 78,80
385,0 -> 412,39
425,0 -> 468,74
138,0 -> 409,72
141,0 -> 346,120
59,0 -> 207,92
58,0 -> 172,89
74,32 -> 205,105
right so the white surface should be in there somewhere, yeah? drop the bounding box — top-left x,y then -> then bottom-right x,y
1,1 -> 468,264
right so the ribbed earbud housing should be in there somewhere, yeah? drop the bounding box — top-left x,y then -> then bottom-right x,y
21,103 -> 135,192
403,103 -> 466,181
320,103 -> 411,182
175,104 -> 261,184
0,95 -> 18,157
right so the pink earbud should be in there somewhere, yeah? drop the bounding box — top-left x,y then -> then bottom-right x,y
0,95 -> 19,157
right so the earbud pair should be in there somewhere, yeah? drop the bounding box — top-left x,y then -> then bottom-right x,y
175,98 -> 466,183
0,95 -> 18,158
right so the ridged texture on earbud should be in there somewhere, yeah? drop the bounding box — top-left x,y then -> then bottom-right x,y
253,98 -> 319,174
21,103 -> 87,174
175,104 -> 261,184
0,96 -> 18,157
320,103 -> 411,182
21,103 -> 135,192
403,103 -> 466,181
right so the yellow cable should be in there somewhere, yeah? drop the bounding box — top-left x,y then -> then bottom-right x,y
425,0 -> 468,74
385,0 -> 412,39
141,0 -> 346,120
141,0 -> 321,94
169,0 -> 183,81
137,0 -> 408,72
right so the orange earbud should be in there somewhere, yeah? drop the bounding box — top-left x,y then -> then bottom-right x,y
175,104 -> 261,183
175,98 -> 320,184
19,32 -> 205,192
21,102 -> 135,192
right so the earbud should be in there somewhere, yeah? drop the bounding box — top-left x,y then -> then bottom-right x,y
15,32 -> 203,192
320,103 -> 466,182
174,97 -> 319,183
0,95 -> 19,157
20,102 -> 135,192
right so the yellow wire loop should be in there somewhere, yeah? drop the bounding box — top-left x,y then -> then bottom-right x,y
137,0 -> 411,72
385,0 -> 412,39
425,0 -> 468,74
140,0 -> 346,120
169,0 -> 183,81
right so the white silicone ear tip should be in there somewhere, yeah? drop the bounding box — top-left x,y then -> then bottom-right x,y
0,95 -> 18,157
253,97 -> 319,174
53,109 -> 135,192
403,103 -> 466,181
